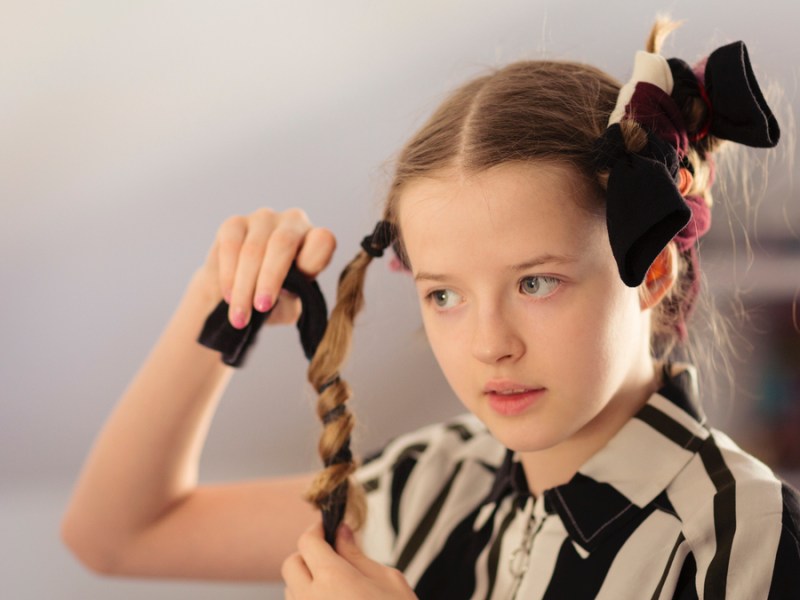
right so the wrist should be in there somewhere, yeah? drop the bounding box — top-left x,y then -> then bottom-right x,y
188,268 -> 222,307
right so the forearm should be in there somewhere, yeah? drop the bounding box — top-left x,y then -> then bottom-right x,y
61,269 -> 234,567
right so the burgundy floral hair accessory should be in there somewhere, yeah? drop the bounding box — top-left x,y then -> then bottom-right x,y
597,41 -> 779,291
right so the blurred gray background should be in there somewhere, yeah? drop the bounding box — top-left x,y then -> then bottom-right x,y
1,1 -> 798,598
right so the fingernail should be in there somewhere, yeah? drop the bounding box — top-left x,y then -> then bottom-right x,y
338,523 -> 354,542
230,307 -> 247,329
254,293 -> 273,312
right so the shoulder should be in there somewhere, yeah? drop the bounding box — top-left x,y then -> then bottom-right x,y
767,475 -> 800,597
356,413 -> 503,483
667,427 -> 800,597
354,414 -> 506,564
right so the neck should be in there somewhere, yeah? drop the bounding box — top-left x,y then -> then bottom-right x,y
520,357 -> 661,498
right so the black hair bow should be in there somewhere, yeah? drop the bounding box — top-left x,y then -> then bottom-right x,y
668,41 -> 780,148
593,123 -> 691,287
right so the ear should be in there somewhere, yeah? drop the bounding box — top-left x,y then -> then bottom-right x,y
639,242 -> 677,310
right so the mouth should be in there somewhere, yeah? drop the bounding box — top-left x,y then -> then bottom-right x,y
483,383 -> 545,416
489,388 -> 537,395
483,380 -> 544,394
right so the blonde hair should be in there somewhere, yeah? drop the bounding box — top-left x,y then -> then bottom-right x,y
304,19 -> 722,529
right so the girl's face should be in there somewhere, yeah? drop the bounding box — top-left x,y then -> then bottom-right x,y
397,161 -> 658,458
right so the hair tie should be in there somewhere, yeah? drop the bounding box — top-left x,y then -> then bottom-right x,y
198,264 -> 328,366
360,220 -> 395,258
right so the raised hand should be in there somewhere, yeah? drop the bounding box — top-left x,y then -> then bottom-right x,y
200,207 -> 337,329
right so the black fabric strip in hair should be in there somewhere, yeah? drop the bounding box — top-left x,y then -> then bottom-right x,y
317,374 -> 340,394
698,438 -> 736,599
321,403 -> 347,425
324,444 -> 353,467
396,461 -> 464,573
650,533 -> 687,600
198,263 -> 328,365
322,481 -> 349,546
360,220 -> 395,258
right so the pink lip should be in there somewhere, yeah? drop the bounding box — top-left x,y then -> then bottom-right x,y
484,381 -> 545,416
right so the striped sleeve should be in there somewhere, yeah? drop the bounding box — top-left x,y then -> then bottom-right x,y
669,428 -> 800,599
353,414 -> 505,572
767,482 -> 800,598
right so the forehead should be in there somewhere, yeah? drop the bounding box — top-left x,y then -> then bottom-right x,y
396,162 -> 606,268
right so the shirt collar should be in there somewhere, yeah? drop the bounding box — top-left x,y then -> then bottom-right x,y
487,363 -> 710,553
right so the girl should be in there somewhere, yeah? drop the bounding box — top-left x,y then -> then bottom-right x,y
62,20 -> 799,599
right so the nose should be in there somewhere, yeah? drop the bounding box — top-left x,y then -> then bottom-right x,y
470,305 -> 526,365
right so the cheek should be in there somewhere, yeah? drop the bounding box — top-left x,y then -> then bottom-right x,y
420,311 -> 472,391
551,285 -> 633,372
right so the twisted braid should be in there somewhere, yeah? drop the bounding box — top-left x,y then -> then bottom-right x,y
304,250 -> 374,539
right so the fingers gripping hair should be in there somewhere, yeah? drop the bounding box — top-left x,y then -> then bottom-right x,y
304,250 -> 374,532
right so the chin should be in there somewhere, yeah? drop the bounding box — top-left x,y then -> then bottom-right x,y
479,413 -> 566,454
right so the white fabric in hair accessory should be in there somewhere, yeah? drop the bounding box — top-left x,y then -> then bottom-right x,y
608,51 -> 674,126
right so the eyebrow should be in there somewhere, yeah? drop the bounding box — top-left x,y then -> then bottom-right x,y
414,253 -> 579,283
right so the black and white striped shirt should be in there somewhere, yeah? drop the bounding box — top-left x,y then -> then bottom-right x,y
355,366 -> 800,599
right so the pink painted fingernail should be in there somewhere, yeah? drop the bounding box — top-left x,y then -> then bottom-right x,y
254,293 -> 273,312
230,307 -> 247,329
338,523 -> 354,543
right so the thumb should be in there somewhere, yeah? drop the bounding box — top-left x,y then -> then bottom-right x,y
335,524 -> 377,575
335,523 -> 359,555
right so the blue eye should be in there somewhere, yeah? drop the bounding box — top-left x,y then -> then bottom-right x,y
520,276 -> 560,297
427,289 -> 463,309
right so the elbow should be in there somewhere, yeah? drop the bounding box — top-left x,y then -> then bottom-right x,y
60,512 -> 123,576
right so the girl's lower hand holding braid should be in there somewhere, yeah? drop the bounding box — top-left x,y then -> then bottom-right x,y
282,523 -> 416,600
